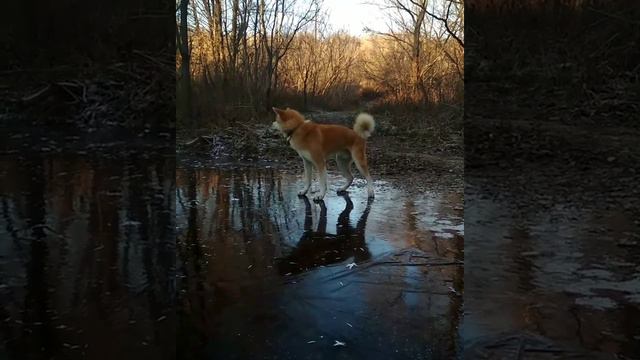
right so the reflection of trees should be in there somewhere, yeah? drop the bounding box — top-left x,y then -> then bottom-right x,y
127,156 -> 175,345
215,171 -> 230,234
177,165 -> 207,358
208,170 -> 281,296
508,223 -> 535,293
0,154 -> 176,359
338,191 -> 464,358
1,195 -> 24,260
448,233 -> 464,355
23,155 -> 54,357
176,168 -> 286,352
174,168 -> 471,357
427,192 -> 464,355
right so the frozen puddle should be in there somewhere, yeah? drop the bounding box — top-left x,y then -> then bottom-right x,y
176,167 -> 464,359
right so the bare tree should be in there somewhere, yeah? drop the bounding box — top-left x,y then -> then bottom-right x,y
419,0 -> 464,47
279,19 -> 360,110
182,0 -> 463,125
368,0 -> 433,105
177,0 -> 192,123
362,0 -> 463,106
260,0 -> 321,110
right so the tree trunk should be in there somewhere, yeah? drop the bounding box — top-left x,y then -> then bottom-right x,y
413,0 -> 428,107
178,0 -> 192,125
303,69 -> 309,110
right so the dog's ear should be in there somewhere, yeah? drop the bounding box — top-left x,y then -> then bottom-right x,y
272,107 -> 283,115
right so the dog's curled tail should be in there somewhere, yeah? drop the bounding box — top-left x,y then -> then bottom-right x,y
353,113 -> 375,139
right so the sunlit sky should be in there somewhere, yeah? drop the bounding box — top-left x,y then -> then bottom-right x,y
323,0 -> 388,36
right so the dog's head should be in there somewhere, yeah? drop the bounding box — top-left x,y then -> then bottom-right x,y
272,107 -> 304,134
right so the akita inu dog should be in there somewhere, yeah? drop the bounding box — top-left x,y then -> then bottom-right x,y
272,107 -> 375,201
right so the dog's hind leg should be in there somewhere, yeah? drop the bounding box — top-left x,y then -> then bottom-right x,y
336,153 -> 353,193
299,158 -> 313,196
351,146 -> 374,199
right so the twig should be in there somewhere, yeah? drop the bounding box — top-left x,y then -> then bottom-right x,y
56,82 -> 82,103
0,65 -> 73,74
484,335 -> 522,349
108,65 -> 145,81
130,14 -> 169,19
587,7 -> 640,25
133,50 -> 174,73
21,85 -> 51,102
524,347 -> 565,353
387,261 -> 463,267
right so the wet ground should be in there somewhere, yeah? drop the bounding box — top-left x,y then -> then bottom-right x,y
0,148 -> 176,360
176,166 -> 464,359
464,180 -> 640,359
463,121 -> 640,359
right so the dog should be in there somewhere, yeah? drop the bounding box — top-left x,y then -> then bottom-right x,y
271,107 -> 375,201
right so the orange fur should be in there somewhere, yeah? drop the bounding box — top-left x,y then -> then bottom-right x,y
272,107 -> 375,201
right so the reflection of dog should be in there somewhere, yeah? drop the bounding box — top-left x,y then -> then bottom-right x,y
276,194 -> 373,275
271,107 -> 375,201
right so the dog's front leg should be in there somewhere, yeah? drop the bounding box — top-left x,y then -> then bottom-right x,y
298,159 -> 312,196
314,161 -> 328,202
